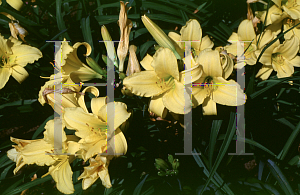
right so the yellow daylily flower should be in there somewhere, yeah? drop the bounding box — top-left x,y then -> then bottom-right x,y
225,19 -> 275,68
54,39 -> 103,83
38,76 -> 81,108
63,95 -> 130,161
192,49 -> 246,115
168,19 -> 214,57
123,47 -> 202,115
7,118 -> 81,194
78,155 -> 112,189
225,19 -> 257,66
274,0 -> 300,20
117,1 -> 133,72
255,4 -> 287,26
256,36 -> 300,80
283,18 -> 300,42
0,34 -> 42,89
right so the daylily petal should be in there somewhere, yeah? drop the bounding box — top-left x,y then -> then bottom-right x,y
11,45 -> 42,67
149,95 -> 167,118
238,19 -> 256,41
0,34 -> 12,55
202,98 -> 217,115
91,97 -> 107,116
113,128 -> 128,155
43,118 -> 67,145
283,6 -> 300,20
180,19 -> 202,52
79,134 -> 106,161
63,107 -> 107,139
18,139 -> 56,166
78,86 -> 100,113
47,157 -> 74,194
97,102 -> 131,130
265,20 -> 283,35
7,148 -> 18,162
220,53 -> 234,79
62,42 -> 92,75
69,66 -> 102,83
197,49 -> 223,77
288,56 -> 300,67
192,76 -> 208,106
6,0 -> 23,10
273,60 -> 294,78
212,77 -> 247,106
67,141 -> 80,155
256,40 -> 280,65
162,80 -> 191,114
256,29 -> 275,49
256,64 -> 273,80
179,64 -> 202,84
276,36 -> 299,60
123,71 -> 172,97
78,155 -> 112,189
198,35 -> 214,54
151,47 -> 179,80
0,67 -> 12,89
11,65 -> 28,83
272,0 -> 281,7
225,33 -> 239,56
168,32 -> 183,49
140,54 -> 154,70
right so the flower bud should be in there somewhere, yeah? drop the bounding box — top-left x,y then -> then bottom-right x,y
141,15 -> 182,59
172,159 -> 180,170
86,57 -> 106,77
117,1 -> 133,73
155,158 -> 169,170
101,26 -> 118,68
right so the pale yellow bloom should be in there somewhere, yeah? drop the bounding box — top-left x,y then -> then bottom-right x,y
225,19 -> 275,68
256,5 -> 287,26
78,155 -> 112,189
193,49 -> 246,115
117,1 -> 133,72
256,36 -> 300,80
168,19 -> 214,57
273,0 -> 300,20
283,18 -> 300,43
63,93 -> 130,161
0,34 -> 42,89
123,47 -> 202,115
54,39 -> 103,83
7,118 -> 80,194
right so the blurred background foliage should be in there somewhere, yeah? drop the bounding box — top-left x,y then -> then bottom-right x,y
1,0 -> 300,194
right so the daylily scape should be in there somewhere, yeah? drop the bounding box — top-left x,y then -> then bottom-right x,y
2,0 -> 300,194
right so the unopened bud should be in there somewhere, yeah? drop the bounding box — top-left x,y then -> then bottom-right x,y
86,57 -> 106,76
141,15 -> 182,59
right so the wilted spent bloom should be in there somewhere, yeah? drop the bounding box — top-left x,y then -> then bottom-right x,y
117,1 -> 133,73
126,45 -> 141,76
0,12 -> 28,42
